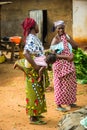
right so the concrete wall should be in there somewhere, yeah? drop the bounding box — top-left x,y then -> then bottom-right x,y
73,0 -> 87,48
1,0 -> 72,48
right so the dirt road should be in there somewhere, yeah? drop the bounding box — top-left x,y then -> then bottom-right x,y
0,62 -> 87,130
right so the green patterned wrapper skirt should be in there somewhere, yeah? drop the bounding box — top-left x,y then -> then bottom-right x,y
15,59 -> 50,116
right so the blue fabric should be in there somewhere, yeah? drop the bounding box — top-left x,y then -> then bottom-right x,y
80,117 -> 87,128
24,34 -> 44,56
50,42 -> 72,54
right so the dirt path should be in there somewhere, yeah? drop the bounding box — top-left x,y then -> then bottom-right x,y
0,62 -> 87,130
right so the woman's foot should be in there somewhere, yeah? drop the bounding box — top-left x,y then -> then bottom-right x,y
30,116 -> 47,125
30,116 -> 38,122
38,115 -> 45,118
66,104 -> 79,110
13,63 -> 17,69
66,105 -> 71,110
56,105 -> 67,112
56,107 -> 67,112
69,104 -> 78,108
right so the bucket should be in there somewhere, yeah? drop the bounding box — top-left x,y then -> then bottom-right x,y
9,36 -> 22,44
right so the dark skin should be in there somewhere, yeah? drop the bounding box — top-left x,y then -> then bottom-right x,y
51,24 -> 78,109
23,24 -> 46,83
51,24 -> 78,62
24,23 -> 41,71
14,23 -> 45,82
14,23 -> 45,122
14,24 -> 41,72
24,50 -> 40,71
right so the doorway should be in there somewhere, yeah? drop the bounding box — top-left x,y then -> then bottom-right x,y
29,10 -> 47,45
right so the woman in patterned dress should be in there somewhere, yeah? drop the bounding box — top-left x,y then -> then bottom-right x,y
50,20 -> 78,112
14,18 -> 49,124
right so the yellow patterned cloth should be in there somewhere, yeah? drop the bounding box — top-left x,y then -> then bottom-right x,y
15,59 -> 50,116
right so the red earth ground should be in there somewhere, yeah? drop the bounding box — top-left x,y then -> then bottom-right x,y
0,61 -> 87,130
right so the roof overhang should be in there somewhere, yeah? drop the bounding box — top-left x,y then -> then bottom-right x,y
0,2 -> 12,5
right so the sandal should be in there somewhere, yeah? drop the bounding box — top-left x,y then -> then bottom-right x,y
38,115 -> 45,118
70,104 -> 78,108
56,107 -> 67,112
30,120 -> 47,125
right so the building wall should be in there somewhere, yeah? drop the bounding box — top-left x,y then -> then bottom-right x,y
1,0 -> 72,48
73,0 -> 87,48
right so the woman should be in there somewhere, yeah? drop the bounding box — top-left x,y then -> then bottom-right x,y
50,20 -> 78,112
14,18 -> 49,124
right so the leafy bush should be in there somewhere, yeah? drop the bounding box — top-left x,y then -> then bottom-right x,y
45,48 -> 87,84
73,48 -> 87,84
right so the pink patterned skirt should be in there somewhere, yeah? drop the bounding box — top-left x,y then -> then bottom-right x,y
53,59 -> 77,105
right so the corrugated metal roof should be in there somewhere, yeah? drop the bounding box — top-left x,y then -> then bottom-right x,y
0,2 -> 12,5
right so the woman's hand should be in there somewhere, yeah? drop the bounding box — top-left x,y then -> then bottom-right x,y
66,54 -> 74,62
56,53 -> 74,62
34,64 -> 41,71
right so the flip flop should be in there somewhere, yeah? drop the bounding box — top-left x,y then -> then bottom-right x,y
56,107 -> 67,112
70,104 -> 78,108
38,115 -> 45,118
30,120 -> 47,125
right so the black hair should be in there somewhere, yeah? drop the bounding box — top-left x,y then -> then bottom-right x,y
51,25 -> 55,32
29,22 -> 36,32
46,53 -> 57,64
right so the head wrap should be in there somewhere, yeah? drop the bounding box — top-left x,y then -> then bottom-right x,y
54,20 -> 65,28
22,18 -> 36,37
52,20 -> 65,32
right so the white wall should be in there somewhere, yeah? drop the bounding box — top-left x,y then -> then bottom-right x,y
73,0 -> 87,43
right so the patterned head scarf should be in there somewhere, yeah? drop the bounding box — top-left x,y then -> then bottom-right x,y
22,18 -> 36,40
54,20 -> 65,28
52,20 -> 65,32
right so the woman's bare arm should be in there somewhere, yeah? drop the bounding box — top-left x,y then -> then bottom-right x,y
24,50 -> 40,70
56,53 -> 74,62
51,35 -> 61,45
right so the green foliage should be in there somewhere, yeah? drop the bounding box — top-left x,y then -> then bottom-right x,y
45,48 -> 87,84
73,48 -> 87,84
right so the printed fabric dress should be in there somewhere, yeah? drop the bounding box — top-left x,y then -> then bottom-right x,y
15,34 -> 49,116
50,34 -> 77,105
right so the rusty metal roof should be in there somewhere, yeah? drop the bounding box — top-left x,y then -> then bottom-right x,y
0,2 -> 12,5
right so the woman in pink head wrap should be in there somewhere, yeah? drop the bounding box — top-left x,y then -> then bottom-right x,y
50,20 -> 78,112
14,18 -> 50,125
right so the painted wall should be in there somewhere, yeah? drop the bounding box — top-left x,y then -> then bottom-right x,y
73,0 -> 87,47
1,0 -> 72,48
